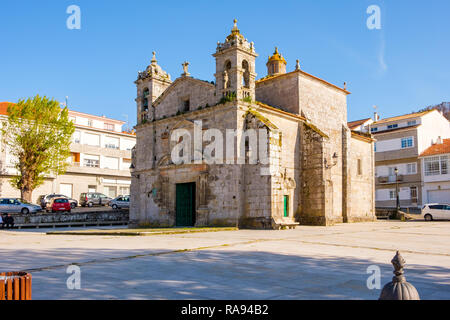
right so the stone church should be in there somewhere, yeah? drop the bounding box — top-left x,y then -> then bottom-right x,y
130,20 -> 376,228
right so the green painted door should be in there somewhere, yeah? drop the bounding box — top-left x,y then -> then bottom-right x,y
284,195 -> 289,217
176,183 -> 196,226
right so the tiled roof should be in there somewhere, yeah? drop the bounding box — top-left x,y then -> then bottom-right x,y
348,118 -> 371,130
420,139 -> 450,157
373,110 -> 434,125
0,102 -> 15,115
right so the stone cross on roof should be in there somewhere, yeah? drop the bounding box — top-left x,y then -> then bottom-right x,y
182,61 -> 190,77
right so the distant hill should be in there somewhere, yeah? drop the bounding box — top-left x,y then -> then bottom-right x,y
418,102 -> 450,121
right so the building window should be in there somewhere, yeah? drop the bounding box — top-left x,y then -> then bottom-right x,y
84,159 -> 100,168
387,124 -> 398,129
401,137 -> 414,149
371,127 -> 378,133
441,156 -> 448,174
71,153 -> 80,166
87,119 -> 93,127
357,159 -> 362,175
406,163 -> 417,174
389,190 -> 396,200
104,186 -> 117,198
374,142 -> 377,152
104,123 -> 115,131
410,187 -> 418,201
73,131 -> 81,144
104,136 -> 119,149
424,156 -> 448,176
183,99 -> 190,112
407,120 -> 417,126
424,156 -> 441,176
119,186 -> 130,195
84,133 -> 100,146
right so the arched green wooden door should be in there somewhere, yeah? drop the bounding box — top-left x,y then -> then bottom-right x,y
176,183 -> 196,226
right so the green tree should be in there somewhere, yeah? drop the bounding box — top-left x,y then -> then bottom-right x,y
0,95 -> 75,202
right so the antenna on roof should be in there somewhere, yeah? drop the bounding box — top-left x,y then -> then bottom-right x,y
122,114 -> 129,131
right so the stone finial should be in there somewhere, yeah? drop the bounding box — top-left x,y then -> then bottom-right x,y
295,59 -> 301,70
151,51 -> 157,64
379,251 -> 420,300
343,82 -> 347,90
391,251 -> 406,282
182,61 -> 190,77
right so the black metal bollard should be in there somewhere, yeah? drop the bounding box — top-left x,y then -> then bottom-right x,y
379,251 -> 420,300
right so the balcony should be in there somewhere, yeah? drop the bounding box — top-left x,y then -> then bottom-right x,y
105,144 -> 119,150
377,175 -> 404,184
66,162 -> 131,177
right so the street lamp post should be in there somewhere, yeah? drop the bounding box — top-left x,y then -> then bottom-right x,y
395,167 -> 400,213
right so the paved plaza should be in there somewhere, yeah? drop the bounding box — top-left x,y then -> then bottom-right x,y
1,221 -> 449,300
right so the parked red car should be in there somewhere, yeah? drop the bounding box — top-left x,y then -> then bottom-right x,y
46,198 -> 71,213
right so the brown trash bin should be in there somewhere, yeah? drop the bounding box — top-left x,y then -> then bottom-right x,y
0,272 -> 32,300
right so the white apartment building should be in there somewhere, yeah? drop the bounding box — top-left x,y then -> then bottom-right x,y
419,138 -> 450,204
0,102 -> 136,204
370,109 -> 449,208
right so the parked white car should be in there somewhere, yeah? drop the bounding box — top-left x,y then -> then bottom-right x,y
0,198 -> 42,215
108,195 -> 130,210
421,204 -> 450,221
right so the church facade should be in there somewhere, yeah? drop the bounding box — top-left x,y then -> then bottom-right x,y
130,20 -> 376,228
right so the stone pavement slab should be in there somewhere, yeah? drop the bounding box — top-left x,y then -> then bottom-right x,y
1,221 -> 449,300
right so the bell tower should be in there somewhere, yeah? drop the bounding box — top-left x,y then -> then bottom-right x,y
135,52 -> 172,124
213,19 -> 258,102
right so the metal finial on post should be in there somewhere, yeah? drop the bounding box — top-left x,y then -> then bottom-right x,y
379,251 -> 420,300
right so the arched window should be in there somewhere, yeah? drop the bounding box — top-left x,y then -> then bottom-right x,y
142,88 -> 149,111
242,60 -> 250,88
224,60 -> 232,71
223,60 -> 232,90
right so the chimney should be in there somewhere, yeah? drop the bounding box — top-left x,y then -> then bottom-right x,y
437,136 -> 443,144
374,112 -> 380,122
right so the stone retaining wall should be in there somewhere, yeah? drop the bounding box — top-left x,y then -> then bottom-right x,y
10,210 -> 129,225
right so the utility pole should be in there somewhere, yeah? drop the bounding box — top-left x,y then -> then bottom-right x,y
395,167 -> 400,213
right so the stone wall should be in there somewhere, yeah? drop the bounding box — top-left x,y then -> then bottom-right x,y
131,103 -> 244,228
154,78 -> 216,120
348,133 -> 377,222
299,123 -> 327,225
255,73 -> 299,114
11,210 -> 129,225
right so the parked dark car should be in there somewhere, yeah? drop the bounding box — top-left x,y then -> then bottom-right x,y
39,194 -> 78,209
46,198 -> 72,213
79,192 -> 112,207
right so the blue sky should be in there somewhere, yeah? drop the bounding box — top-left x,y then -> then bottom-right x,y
1,0 -> 449,127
